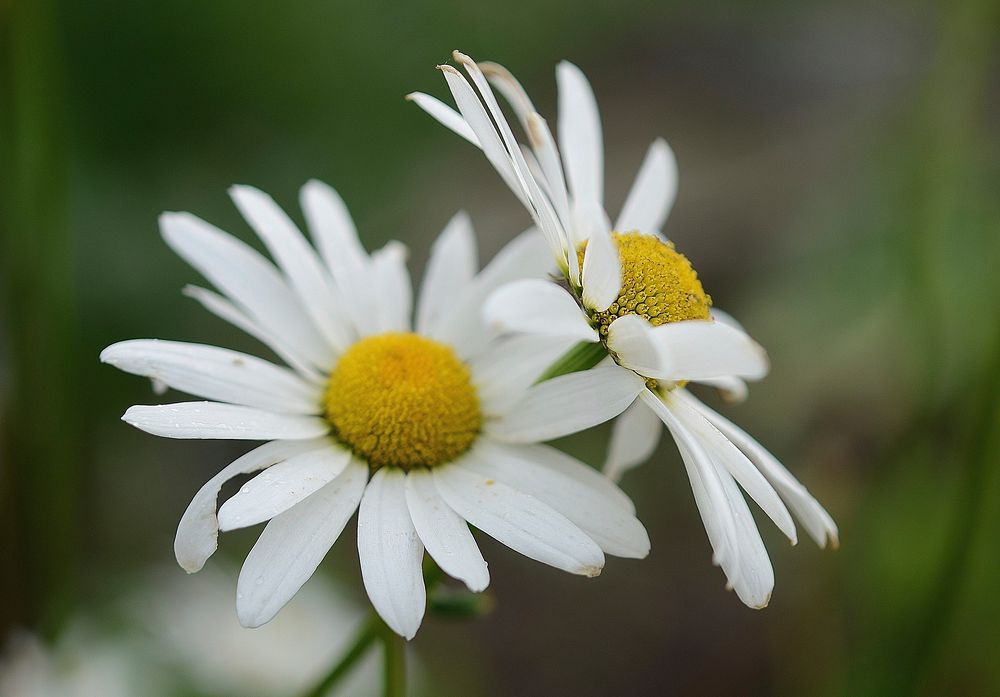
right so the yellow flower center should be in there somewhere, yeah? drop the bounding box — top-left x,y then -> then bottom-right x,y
324,333 -> 481,471
579,232 -> 712,337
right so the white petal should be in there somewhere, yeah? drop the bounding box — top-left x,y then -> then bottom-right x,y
483,279 -> 597,342
689,399 -> 839,548
405,92 -> 481,146
644,320 -> 770,381
604,400 -> 662,482
671,391 -> 796,543
299,180 -> 381,338
556,61 -> 603,206
433,228 -> 555,357
230,185 -> 353,352
479,61 -> 536,130
123,402 -> 329,440
358,468 -> 426,640
639,389 -> 740,571
371,241 -> 412,333
416,211 -> 477,336
487,364 -> 644,443
404,469 -> 489,592
101,339 -> 321,414
182,285 -> 325,383
581,225 -> 621,312
468,442 -> 649,558
237,460 -> 368,628
696,375 -> 749,404
525,113 -> 572,230
512,442 -> 636,513
709,307 -> 745,331
438,65 -> 533,213
615,139 -> 678,234
174,439 -> 328,572
715,463 -> 775,609
218,445 -> 352,531
160,212 -> 333,369
433,459 -> 604,575
471,334 -> 578,415
446,56 -> 569,265
606,315 -> 662,377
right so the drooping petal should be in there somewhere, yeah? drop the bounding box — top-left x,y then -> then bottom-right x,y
581,225 -> 622,312
483,279 -> 597,342
160,212 -> 333,369
466,442 -> 649,558
604,400 -> 663,482
357,468 -> 426,640
486,364 -> 645,443
218,445 -> 352,531
556,61 -> 604,207
404,469 -> 489,592
433,460 -> 604,576
236,460 -> 368,628
123,402 -> 329,440
174,439 -> 329,572
714,461 -> 775,609
416,212 -> 477,336
643,320 -> 770,381
101,340 -> 321,414
671,390 -> 796,544
615,139 -> 678,235
689,399 -> 839,548
640,389 -> 740,572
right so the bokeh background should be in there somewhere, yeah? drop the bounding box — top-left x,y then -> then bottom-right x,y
2,0 -> 999,695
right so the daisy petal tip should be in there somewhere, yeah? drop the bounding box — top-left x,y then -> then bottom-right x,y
581,565 -> 603,578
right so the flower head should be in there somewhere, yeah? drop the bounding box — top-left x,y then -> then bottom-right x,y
102,180 -> 649,638
411,51 -> 837,608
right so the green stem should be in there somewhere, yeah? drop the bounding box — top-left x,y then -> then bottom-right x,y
299,615 -> 379,697
381,621 -> 407,697
535,340 -> 607,383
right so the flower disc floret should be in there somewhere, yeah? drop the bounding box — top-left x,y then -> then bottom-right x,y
580,232 -> 712,336
325,333 -> 481,470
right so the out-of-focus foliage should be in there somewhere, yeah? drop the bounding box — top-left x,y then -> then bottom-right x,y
1,0 -> 998,695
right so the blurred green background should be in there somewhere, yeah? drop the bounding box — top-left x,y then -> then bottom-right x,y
2,0 -> 999,694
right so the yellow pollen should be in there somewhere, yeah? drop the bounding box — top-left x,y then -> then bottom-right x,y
324,333 -> 481,471
579,232 -> 712,337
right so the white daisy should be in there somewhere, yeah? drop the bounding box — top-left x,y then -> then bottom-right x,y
410,51 -> 837,608
101,180 -> 649,638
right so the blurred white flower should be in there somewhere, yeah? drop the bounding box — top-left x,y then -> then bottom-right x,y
0,628 -> 163,697
128,567 -> 379,697
102,180 -> 648,638
412,51 -> 838,608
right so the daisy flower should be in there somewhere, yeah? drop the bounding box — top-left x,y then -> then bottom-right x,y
410,51 -> 837,608
101,180 -> 650,638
